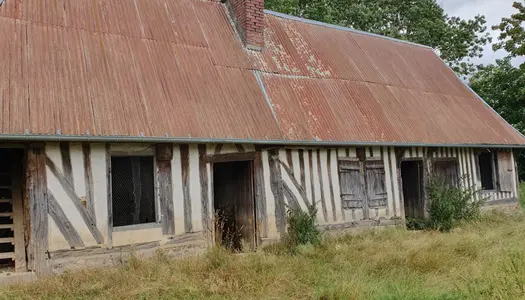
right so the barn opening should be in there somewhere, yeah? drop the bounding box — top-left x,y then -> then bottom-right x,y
401,160 -> 424,219
213,160 -> 256,251
478,152 -> 495,190
0,148 -> 26,272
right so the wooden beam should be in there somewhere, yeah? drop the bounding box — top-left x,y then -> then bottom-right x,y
268,149 -> 286,234
27,146 -> 50,275
316,149 -> 328,222
198,145 -> 209,236
59,142 -> 73,185
279,161 -> 310,207
106,144 -> 113,248
327,149 -> 337,221
235,144 -> 246,153
254,152 -> 267,239
45,155 -> 104,244
82,143 -> 96,223
156,144 -> 175,236
48,190 -> 85,248
180,144 -> 192,233
206,152 -> 256,163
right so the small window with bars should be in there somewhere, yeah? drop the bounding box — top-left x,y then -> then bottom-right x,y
111,156 -> 156,227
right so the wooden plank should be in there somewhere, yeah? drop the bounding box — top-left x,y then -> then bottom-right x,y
285,149 -> 293,175
268,149 -> 286,234
206,152 -> 256,163
497,151 -> 514,192
0,212 -> 12,217
106,144 -> 113,248
27,147 -> 50,275
0,199 -> 11,203
157,144 -> 175,236
60,142 -> 73,185
0,224 -> 13,230
279,161 -> 310,207
180,144 -> 192,233
308,150 -> 315,208
0,237 -> 14,244
283,183 -> 300,209
235,144 -> 246,153
298,150 -> 306,191
316,149 -> 328,222
197,145 -> 209,236
0,252 -> 14,260
46,155 -> 104,244
214,144 -> 223,155
327,149 -> 337,221
254,152 -> 267,238
48,190 -> 85,248
82,143 -> 96,223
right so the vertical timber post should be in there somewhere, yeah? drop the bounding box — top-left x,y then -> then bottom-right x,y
27,144 -> 50,275
156,144 -> 175,236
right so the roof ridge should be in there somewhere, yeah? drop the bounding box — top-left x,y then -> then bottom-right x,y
264,10 -> 433,50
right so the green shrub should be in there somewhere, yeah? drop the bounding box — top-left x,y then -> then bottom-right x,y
286,204 -> 321,246
265,204 -> 321,254
426,177 -> 485,231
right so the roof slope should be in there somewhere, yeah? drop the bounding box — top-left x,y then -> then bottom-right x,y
0,0 -> 523,146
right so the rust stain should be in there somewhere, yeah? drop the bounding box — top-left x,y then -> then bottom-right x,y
0,1 -> 523,145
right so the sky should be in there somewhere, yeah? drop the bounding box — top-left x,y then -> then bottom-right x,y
439,0 -> 523,66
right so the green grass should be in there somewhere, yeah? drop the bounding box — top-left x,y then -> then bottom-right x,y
3,211 -> 525,300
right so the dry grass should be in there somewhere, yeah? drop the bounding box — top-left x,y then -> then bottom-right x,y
3,211 -> 525,300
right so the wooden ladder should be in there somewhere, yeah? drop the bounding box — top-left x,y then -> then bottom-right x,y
0,195 -> 15,263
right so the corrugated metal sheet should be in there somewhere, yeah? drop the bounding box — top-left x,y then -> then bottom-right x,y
0,0 -> 523,145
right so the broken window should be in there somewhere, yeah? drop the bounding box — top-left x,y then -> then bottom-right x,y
478,152 -> 495,190
111,156 -> 156,227
433,159 -> 458,187
338,159 -> 387,210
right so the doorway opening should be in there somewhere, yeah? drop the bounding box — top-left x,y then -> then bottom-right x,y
213,160 -> 256,251
401,160 -> 424,219
0,148 -> 26,273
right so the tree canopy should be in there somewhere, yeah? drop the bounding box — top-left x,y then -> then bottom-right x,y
493,1 -> 525,58
265,0 -> 491,76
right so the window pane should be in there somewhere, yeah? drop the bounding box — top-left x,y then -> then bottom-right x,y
111,156 -> 156,227
478,153 -> 494,190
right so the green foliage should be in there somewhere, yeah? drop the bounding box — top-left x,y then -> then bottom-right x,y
493,1 -> 525,57
286,204 -> 321,246
425,177 -> 485,231
265,204 -> 321,254
285,204 -> 321,249
520,182 -> 525,208
265,0 -> 491,76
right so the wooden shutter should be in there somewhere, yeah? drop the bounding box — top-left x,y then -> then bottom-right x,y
365,160 -> 387,208
433,160 -> 458,187
497,152 -> 513,192
338,160 -> 365,209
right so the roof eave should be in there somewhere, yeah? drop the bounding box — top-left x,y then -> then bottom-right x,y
0,134 -> 523,148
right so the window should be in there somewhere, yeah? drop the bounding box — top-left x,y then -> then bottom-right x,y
433,160 -> 458,187
338,159 -> 387,210
111,156 -> 156,227
478,152 -> 495,190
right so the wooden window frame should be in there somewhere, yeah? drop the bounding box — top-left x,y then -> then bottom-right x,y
109,152 -> 160,231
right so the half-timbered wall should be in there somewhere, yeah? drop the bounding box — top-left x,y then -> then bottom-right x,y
43,143 -> 519,252
399,147 -> 519,203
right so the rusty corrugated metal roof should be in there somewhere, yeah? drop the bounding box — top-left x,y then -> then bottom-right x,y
0,0 -> 523,146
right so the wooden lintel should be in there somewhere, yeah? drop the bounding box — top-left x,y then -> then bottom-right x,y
206,152 -> 256,163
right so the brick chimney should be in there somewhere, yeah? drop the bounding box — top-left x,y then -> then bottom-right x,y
224,0 -> 264,51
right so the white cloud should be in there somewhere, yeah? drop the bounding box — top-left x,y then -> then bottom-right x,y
439,0 -> 523,66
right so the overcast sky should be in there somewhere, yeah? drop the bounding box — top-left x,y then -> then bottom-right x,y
439,0 -> 523,66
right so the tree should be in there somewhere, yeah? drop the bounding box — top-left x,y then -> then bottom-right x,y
470,58 -> 525,179
265,0 -> 491,76
493,1 -> 525,57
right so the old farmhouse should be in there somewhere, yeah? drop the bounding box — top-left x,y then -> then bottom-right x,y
0,0 -> 524,276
